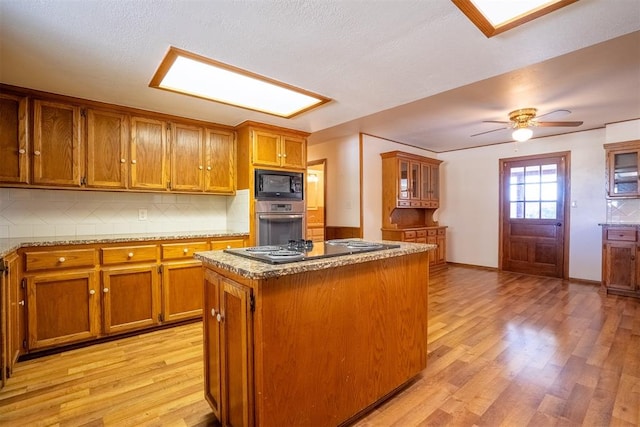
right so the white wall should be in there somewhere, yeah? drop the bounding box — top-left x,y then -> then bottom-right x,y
306,135 -> 360,227
0,188 -> 249,238
361,135 -> 438,239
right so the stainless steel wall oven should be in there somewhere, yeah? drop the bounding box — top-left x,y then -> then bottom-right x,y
255,200 -> 305,246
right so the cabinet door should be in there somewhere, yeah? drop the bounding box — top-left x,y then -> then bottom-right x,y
130,117 -> 168,190
204,269 -> 223,421
204,270 -> 253,426
33,100 -> 82,186
26,270 -> 99,349
219,276 -> 253,427
430,163 -> 440,206
86,108 -> 128,188
101,265 -> 159,334
205,129 -> 236,194
5,254 -> 24,377
252,130 -> 281,167
604,242 -> 635,291
398,158 -> 411,201
0,93 -> 29,184
420,163 -> 431,203
170,122 -> 204,191
162,261 -> 203,322
281,135 -> 306,169
607,149 -> 640,197
436,229 -> 446,265
409,161 -> 420,201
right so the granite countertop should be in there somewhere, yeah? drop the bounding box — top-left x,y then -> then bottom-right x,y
0,230 -> 248,259
598,223 -> 640,227
194,240 -> 435,280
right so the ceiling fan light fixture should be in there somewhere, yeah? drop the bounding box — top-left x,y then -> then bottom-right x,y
512,127 -> 533,142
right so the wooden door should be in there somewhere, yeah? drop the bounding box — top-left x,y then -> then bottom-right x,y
205,129 -> 235,194
130,117 -> 167,190
33,100 -> 82,186
500,152 -> 569,278
161,261 -> 203,322
252,130 -> 280,167
26,271 -> 99,349
170,122 -> 204,191
0,93 -> 29,183
204,269 -> 222,421
101,265 -> 159,334
281,135 -> 306,169
219,276 -> 253,427
86,108 -> 128,188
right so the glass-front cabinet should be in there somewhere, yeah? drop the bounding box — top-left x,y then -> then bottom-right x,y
605,141 -> 640,198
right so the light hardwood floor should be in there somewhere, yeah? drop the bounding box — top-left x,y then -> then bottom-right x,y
1,265 -> 638,426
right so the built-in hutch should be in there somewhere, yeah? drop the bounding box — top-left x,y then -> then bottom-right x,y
380,151 -> 447,269
601,140 -> 640,298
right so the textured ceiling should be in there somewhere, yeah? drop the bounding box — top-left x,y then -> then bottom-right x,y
1,0 -> 639,152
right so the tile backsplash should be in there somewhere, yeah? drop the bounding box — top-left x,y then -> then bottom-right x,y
0,188 -> 249,238
606,198 -> 640,223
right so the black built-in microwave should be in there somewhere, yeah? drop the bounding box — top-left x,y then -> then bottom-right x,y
255,169 -> 303,200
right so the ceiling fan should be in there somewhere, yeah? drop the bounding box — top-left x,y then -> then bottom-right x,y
472,108 -> 584,141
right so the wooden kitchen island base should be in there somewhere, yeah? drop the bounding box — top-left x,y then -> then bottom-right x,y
197,243 -> 431,427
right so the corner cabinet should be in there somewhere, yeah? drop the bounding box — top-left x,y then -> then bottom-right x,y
381,151 -> 446,270
605,140 -> 640,198
601,225 -> 640,298
204,269 -> 254,427
0,93 -> 29,184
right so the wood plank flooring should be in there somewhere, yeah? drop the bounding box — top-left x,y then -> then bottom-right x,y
1,265 -> 639,426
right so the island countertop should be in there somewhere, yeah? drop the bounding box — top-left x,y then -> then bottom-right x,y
194,240 -> 435,279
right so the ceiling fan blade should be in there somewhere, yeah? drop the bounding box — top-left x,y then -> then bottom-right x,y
536,120 -> 583,127
471,126 -> 509,137
483,120 -> 510,124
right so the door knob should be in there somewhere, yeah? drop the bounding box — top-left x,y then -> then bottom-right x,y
556,223 -> 562,227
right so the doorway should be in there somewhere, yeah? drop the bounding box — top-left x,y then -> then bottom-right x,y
306,159 -> 326,242
499,151 -> 570,278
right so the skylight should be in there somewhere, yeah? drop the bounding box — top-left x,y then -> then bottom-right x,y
452,0 -> 578,37
149,47 -> 331,118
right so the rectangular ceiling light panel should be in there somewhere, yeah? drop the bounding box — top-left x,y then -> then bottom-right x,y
150,47 -> 330,118
452,0 -> 578,37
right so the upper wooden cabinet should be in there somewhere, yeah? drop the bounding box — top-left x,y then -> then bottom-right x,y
381,151 -> 442,210
236,123 -> 308,171
33,100 -> 82,187
605,140 -> 640,198
170,122 -> 204,192
86,108 -> 129,189
0,93 -> 29,184
0,84 -> 237,195
130,117 -> 168,191
205,129 -> 236,194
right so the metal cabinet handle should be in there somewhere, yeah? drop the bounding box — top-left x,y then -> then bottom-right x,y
131,159 -> 137,164
34,150 -> 41,156
183,248 -> 189,254
211,308 -> 217,317
58,257 -> 66,263
89,290 -> 96,295
128,252 -> 134,258
18,300 -> 25,306
120,158 -> 126,163
103,288 -> 109,293
216,313 -> 224,323
18,149 -> 26,154
198,165 -> 203,170
207,166 -> 212,171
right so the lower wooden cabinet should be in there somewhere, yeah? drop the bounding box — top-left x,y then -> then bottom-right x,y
204,269 -> 254,427
162,261 -> 203,322
101,265 -> 160,334
26,270 -> 100,349
382,226 -> 447,270
601,225 -> 640,297
1,253 -> 23,387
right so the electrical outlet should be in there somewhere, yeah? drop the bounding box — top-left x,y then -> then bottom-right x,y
138,208 -> 148,221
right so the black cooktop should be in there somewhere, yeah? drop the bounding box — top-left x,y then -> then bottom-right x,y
224,239 -> 400,264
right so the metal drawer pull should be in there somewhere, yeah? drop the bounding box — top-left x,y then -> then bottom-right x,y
183,248 -> 189,254
58,257 -> 66,263
128,252 -> 134,258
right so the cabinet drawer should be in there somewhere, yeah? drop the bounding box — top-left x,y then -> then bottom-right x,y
403,231 -> 416,239
437,228 -> 446,236
416,230 -> 427,238
211,239 -> 245,250
427,229 -> 437,236
25,248 -> 96,271
161,241 -> 210,260
101,245 -> 157,265
606,228 -> 636,242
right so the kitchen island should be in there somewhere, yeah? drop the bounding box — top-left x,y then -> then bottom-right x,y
195,240 -> 433,427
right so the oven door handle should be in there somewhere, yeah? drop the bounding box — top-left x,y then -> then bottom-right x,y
258,214 -> 304,221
